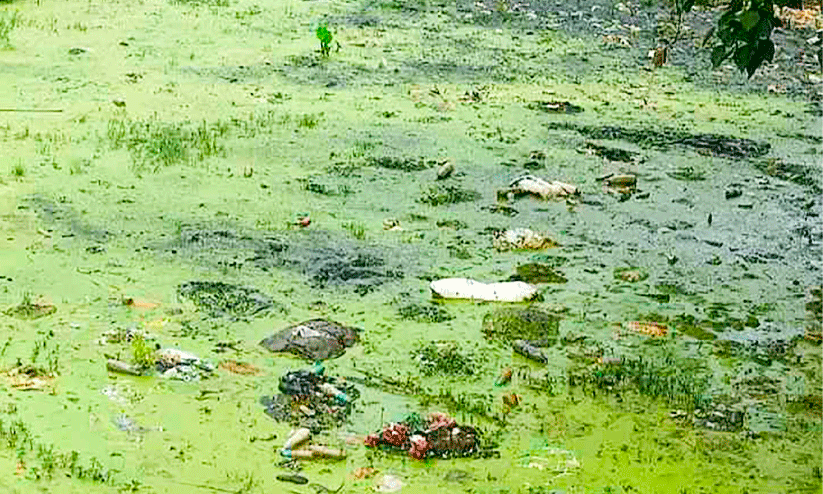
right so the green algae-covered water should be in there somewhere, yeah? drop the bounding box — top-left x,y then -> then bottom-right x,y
0,0 -> 821,492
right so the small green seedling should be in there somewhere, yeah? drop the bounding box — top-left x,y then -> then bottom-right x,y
316,23 -> 339,56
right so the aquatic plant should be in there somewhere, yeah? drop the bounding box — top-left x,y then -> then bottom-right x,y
316,23 -> 334,57
343,221 -> 366,240
419,184 -> 481,206
297,113 -> 323,129
0,10 -> 18,48
410,340 -> 477,376
107,118 -> 228,171
11,161 -> 24,177
131,335 -> 156,371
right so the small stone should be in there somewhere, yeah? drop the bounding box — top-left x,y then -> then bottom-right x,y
68,47 -> 89,55
725,186 -> 742,199
112,98 -> 126,108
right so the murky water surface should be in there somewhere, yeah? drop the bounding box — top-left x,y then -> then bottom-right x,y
0,0 -> 820,492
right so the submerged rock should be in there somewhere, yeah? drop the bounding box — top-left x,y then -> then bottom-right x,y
260,319 -> 360,360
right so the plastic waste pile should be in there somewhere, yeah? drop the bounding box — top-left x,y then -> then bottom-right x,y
260,363 -> 359,432
155,348 -> 215,381
364,412 -> 487,460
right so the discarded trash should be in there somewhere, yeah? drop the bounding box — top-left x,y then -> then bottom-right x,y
613,267 -> 648,282
4,296 -> 56,320
512,339 -> 548,364
436,160 -> 455,180
218,360 -> 262,375
106,359 -> 143,376
492,229 -> 559,252
526,101 -> 584,114
283,428 -> 312,450
494,367 -> 512,386
604,174 -> 637,187
500,176 -> 578,201
364,412 -> 485,460
374,474 -> 403,492
5,365 -> 55,391
260,366 -> 359,432
625,321 -> 668,337
155,348 -> 215,381
260,319 -> 360,361
280,448 -> 315,459
382,218 -> 402,231
501,392 -> 521,408
308,445 -> 346,459
277,474 -> 309,484
352,467 -> 378,479
430,278 -> 539,302
279,445 -> 346,461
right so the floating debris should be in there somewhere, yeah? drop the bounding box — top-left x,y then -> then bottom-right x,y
625,321 -> 668,337
430,278 -> 539,302
492,229 -> 559,252
364,412 -> 485,460
526,101 -> 584,114
500,176 -> 578,200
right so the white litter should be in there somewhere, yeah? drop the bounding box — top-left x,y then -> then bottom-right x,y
430,278 -> 539,302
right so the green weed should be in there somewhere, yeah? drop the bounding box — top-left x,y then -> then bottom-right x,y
170,0 -> 229,6
411,340 -> 477,376
131,335 -> 156,371
0,10 -> 19,48
107,118 -> 228,171
343,221 -> 366,240
11,161 -> 24,177
419,184 -> 481,206
316,22 -> 334,56
296,113 -> 323,129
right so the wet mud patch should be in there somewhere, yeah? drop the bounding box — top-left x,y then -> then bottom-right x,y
546,122 -> 771,159
19,194 -> 111,243
276,54 -> 378,88
165,227 -> 412,293
366,156 -> 439,172
177,281 -> 275,319
752,157 -> 823,193
180,63 -> 279,84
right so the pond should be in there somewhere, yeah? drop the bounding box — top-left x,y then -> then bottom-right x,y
0,0 -> 820,492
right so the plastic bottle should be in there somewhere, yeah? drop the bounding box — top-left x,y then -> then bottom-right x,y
308,445 -> 346,459
282,427 -> 311,450
319,383 -> 348,405
279,449 -> 315,459
312,360 -> 325,376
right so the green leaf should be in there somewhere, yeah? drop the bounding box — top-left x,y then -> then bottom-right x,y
734,44 -> 752,71
683,0 -> 694,13
740,11 -> 760,31
711,45 -> 730,67
717,25 -> 735,44
754,17 -> 772,39
760,38 -> 775,62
